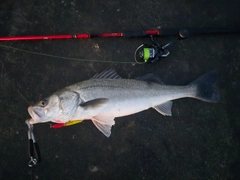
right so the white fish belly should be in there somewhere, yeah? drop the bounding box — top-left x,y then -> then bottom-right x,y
99,96 -> 165,118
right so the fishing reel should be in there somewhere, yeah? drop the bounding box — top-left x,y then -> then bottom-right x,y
134,28 -> 189,64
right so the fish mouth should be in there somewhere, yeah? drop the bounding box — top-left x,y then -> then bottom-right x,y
28,106 -> 44,122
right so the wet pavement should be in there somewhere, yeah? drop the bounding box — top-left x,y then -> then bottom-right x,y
0,0 -> 240,179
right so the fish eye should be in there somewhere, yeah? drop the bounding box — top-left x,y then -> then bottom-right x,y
39,99 -> 48,107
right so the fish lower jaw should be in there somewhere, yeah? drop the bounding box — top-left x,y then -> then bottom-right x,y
28,106 -> 42,119
28,118 -> 37,124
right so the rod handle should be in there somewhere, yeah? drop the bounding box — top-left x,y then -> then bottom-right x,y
124,30 -> 147,38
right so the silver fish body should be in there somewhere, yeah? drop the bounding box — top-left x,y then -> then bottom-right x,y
70,79 -> 194,118
28,70 -> 220,137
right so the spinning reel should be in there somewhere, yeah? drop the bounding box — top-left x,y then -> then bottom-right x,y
134,28 -> 190,64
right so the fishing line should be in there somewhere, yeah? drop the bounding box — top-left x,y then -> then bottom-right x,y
0,44 -> 136,65
17,89 -> 31,105
0,63 -> 31,105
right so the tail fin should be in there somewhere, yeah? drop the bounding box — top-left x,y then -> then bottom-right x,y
190,70 -> 220,103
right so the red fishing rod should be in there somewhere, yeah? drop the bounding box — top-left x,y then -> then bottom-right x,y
1,27 -> 240,64
0,29 -> 159,41
0,27 -> 239,41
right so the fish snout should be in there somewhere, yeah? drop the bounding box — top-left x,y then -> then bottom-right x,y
28,106 -> 45,122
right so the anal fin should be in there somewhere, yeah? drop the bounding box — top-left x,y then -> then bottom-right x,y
153,101 -> 173,116
91,115 -> 115,138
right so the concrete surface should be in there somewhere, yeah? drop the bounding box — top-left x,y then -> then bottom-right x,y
0,0 -> 240,179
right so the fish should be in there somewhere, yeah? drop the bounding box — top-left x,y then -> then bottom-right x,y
28,69 -> 220,137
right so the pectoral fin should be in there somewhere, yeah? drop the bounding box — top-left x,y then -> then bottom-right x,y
80,98 -> 108,110
91,115 -> 115,137
153,101 -> 173,116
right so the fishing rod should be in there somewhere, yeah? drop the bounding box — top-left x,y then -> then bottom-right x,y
0,27 -> 239,41
1,27 -> 240,63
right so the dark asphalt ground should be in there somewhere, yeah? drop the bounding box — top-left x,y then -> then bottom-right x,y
0,0 -> 240,180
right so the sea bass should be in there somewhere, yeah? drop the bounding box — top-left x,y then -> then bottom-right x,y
28,69 -> 220,137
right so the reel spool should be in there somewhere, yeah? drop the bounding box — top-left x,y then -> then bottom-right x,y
134,43 -> 169,64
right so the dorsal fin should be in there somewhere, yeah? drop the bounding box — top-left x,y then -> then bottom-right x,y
92,69 -> 122,79
136,73 -> 164,84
